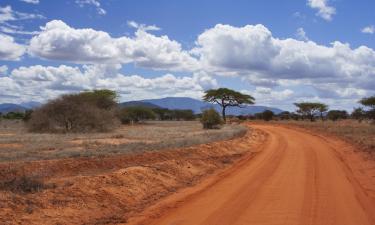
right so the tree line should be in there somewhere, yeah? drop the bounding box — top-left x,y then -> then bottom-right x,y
1,88 -> 374,133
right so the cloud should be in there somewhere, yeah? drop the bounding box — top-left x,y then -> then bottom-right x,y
29,20 -> 199,71
0,5 -> 44,23
2,64 -> 216,103
0,33 -> 26,60
0,65 -> 8,75
75,0 -> 106,15
307,0 -> 336,21
20,0 -> 40,4
0,5 -> 44,36
0,23 -> 40,35
5,20 -> 375,110
296,27 -> 309,41
193,24 -> 375,102
361,25 -> 374,34
127,20 -> 161,31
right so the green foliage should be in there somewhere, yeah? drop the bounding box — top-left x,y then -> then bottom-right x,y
351,107 -> 366,121
261,110 -> 274,121
171,109 -> 195,120
278,111 -> 291,120
327,110 -> 348,121
317,103 -> 329,120
151,108 -> 195,121
359,96 -> 375,120
200,108 -> 222,129
3,111 -> 25,120
294,102 -> 328,122
118,106 -> 156,124
359,96 -> 375,109
79,89 -> 118,110
203,88 -> 255,121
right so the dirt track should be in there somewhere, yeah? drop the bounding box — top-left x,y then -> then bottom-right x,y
131,124 -> 375,225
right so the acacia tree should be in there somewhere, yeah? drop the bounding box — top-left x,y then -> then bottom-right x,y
294,102 -> 328,122
351,107 -> 365,122
203,88 -> 255,122
28,89 -> 118,133
317,103 -> 329,121
359,96 -> 375,120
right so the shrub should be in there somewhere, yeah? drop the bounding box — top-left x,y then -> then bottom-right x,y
261,110 -> 274,121
327,110 -> 348,121
171,109 -> 195,121
0,175 -> 46,193
351,107 -> 366,122
3,111 -> 25,120
118,106 -> 156,124
27,90 -> 118,133
278,111 -> 291,120
200,108 -> 222,129
152,108 -> 195,121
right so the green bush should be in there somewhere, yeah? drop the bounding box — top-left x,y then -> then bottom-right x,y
261,110 -> 274,121
327,110 -> 348,121
200,108 -> 222,129
3,111 -> 25,120
118,106 -> 156,124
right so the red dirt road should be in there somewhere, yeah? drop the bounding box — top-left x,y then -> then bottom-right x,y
131,124 -> 375,225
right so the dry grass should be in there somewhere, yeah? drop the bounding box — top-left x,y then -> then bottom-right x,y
0,120 -> 247,162
273,120 -> 375,152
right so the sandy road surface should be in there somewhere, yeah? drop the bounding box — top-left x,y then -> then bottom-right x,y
131,124 -> 375,225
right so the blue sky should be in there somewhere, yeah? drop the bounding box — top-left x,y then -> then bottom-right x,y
0,0 -> 374,111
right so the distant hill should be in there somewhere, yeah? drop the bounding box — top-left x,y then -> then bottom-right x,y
20,101 -> 42,109
121,97 -> 283,115
119,101 -> 161,109
0,103 -> 28,114
0,101 -> 42,114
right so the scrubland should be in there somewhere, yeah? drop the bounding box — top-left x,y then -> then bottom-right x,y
272,120 -> 375,152
0,120 -> 246,162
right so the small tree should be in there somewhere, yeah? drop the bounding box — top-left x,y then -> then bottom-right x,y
27,89 -> 118,133
200,108 -> 222,129
351,107 -> 365,122
294,102 -> 326,122
317,103 -> 329,121
359,96 -> 375,121
327,110 -> 348,121
261,110 -> 274,121
118,107 -> 156,124
203,88 -> 255,122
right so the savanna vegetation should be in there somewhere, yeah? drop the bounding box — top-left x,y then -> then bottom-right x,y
203,88 -> 255,122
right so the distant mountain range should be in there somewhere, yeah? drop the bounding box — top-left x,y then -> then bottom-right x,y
1,97 -> 284,115
121,97 -> 283,115
0,102 -> 42,114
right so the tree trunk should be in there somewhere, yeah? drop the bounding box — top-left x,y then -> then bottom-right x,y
222,106 -> 226,123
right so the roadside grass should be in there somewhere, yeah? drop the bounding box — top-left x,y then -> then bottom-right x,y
0,120 -> 247,162
273,120 -> 375,152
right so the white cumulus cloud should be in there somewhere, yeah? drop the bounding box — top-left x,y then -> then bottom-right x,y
29,20 -> 199,71
0,33 -> 26,60
361,25 -> 374,34
307,0 -> 336,21
2,64 -> 217,103
193,24 -> 375,101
